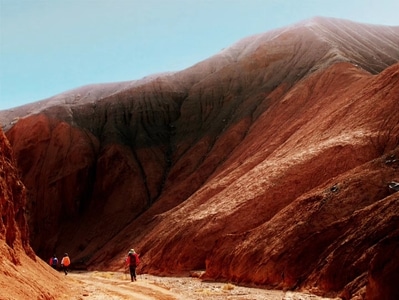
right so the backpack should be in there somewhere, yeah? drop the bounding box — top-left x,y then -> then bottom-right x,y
62,256 -> 71,266
51,257 -> 58,266
129,253 -> 140,267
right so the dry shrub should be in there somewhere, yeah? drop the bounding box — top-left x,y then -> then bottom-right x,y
223,283 -> 235,290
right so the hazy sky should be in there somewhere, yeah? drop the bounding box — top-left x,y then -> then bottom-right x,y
1,0 -> 398,110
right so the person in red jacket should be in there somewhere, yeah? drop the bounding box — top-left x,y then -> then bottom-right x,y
126,249 -> 140,281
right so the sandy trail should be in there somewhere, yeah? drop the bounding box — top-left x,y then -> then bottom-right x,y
59,271 -> 338,300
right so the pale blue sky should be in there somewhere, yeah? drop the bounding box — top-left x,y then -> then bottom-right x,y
1,0 -> 398,110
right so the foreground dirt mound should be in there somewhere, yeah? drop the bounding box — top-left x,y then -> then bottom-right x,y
1,17 -> 399,299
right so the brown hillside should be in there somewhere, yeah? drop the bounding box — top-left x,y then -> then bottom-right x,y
102,61 -> 399,299
1,17 -> 398,299
0,129 -> 71,299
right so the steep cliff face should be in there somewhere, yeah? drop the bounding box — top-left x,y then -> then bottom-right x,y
0,128 -> 32,260
1,17 -> 399,298
0,129 -> 69,299
5,114 -> 101,253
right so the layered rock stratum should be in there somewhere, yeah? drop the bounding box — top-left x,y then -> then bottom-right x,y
0,129 -> 70,299
1,17 -> 398,299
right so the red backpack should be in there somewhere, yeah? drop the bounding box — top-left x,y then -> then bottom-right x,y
129,253 -> 140,267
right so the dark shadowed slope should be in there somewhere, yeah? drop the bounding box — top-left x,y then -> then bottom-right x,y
0,129 -> 72,299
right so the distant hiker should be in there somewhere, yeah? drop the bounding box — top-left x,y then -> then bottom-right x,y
49,254 -> 58,270
126,249 -> 140,281
61,253 -> 71,275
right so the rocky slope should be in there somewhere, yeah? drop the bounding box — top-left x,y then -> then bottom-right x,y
0,129 -> 71,299
1,17 -> 399,299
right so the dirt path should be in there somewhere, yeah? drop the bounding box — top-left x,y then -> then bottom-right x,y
59,271 -> 339,300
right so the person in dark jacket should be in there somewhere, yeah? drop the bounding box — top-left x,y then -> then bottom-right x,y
49,254 -> 58,270
126,249 -> 140,281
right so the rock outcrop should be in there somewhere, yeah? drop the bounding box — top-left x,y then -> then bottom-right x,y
0,129 -> 70,299
1,17 -> 399,298
0,128 -> 31,258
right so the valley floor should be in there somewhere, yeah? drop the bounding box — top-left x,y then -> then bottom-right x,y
58,271 -> 340,300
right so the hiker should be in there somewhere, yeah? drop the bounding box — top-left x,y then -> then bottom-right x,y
61,253 -> 71,275
126,249 -> 140,281
49,254 -> 58,270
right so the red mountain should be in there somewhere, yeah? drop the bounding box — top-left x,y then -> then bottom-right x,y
1,17 -> 398,299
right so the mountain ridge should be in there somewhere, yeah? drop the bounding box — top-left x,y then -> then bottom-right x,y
1,17 -> 398,126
